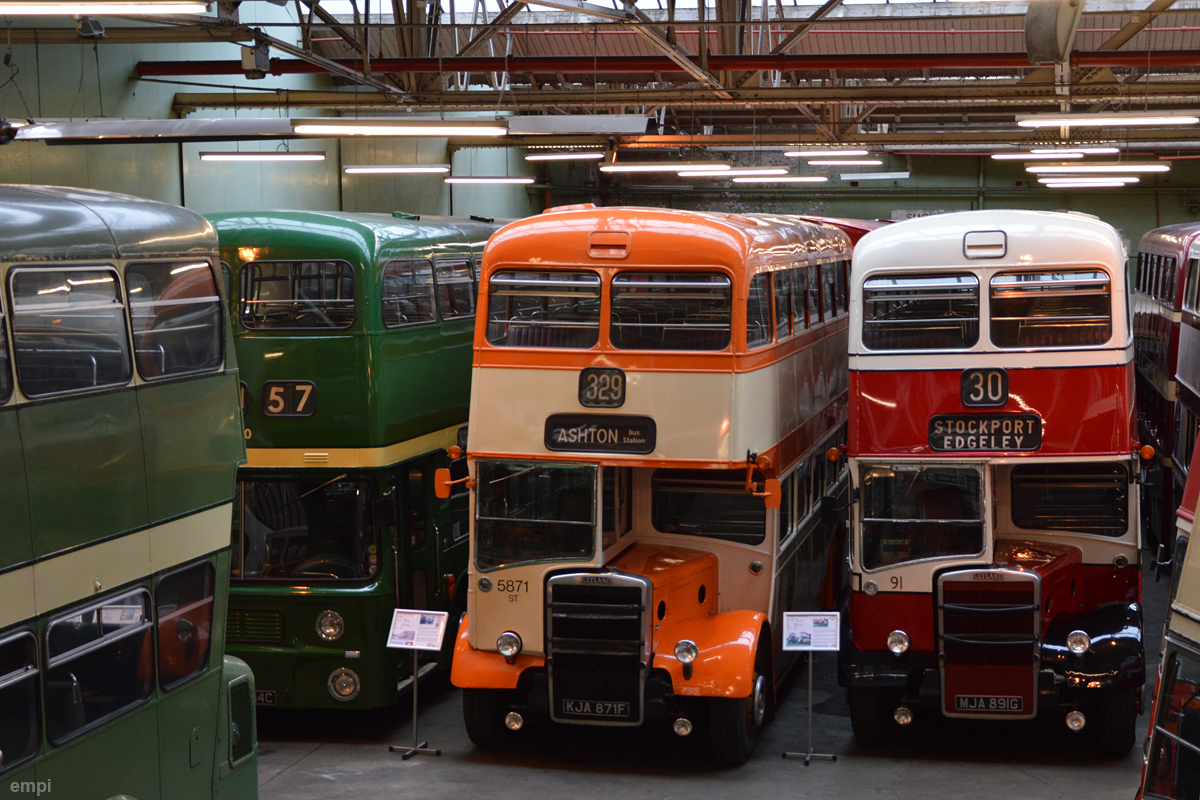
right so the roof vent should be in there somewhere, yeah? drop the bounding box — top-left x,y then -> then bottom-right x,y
544,203 -> 597,214
588,230 -> 629,259
963,230 -> 1006,259
392,211 -> 420,220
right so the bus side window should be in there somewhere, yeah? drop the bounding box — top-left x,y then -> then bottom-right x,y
808,265 -> 822,325
0,291 -> 11,404
779,472 -> 793,542
156,561 -> 216,691
773,271 -> 792,340
433,259 -> 476,320
792,266 -> 808,330
746,273 -> 771,348
126,261 -> 223,381
382,260 -> 436,328
448,458 -> 470,542
837,260 -> 849,315
821,262 -> 837,320
10,266 -> 132,397
0,631 -> 39,774
406,469 -> 427,551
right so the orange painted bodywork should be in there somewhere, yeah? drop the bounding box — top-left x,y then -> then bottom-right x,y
451,613 -> 546,689
452,544 -> 770,699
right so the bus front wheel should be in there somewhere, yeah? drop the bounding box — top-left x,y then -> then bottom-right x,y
462,688 -> 516,749
849,687 -> 896,747
1093,687 -> 1138,758
710,668 -> 769,766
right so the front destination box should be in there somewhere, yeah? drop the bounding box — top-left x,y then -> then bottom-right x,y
928,414 -> 1042,452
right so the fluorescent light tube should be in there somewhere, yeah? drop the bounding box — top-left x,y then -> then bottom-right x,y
732,175 -> 829,183
1016,112 -> 1200,128
678,167 -> 789,177
1038,176 -> 1139,184
444,176 -> 535,184
600,161 -> 732,173
0,1 -> 207,12
293,119 -> 507,137
344,164 -> 451,174
807,159 -> 884,166
524,152 -> 606,161
1025,161 -> 1169,173
1030,147 -> 1121,155
785,149 -> 869,157
991,152 -> 1085,160
200,151 -> 326,162
840,171 -> 910,181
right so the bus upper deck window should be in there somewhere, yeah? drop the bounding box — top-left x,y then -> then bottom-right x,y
611,272 -> 731,351
126,261 -> 223,380
0,297 -> 10,404
487,271 -> 601,348
0,631 -> 39,773
773,271 -> 792,340
434,259 -> 476,320
821,262 -> 837,319
241,260 -> 355,330
9,267 -> 132,397
862,273 -> 979,350
989,270 -> 1110,348
382,259 -> 436,327
746,273 -> 771,348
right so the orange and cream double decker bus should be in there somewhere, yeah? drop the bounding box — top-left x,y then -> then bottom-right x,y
841,209 -> 1146,757
446,205 -> 854,765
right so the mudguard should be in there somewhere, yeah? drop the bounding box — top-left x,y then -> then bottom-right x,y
449,614 -> 545,689
1042,602 -> 1145,689
653,610 -> 768,699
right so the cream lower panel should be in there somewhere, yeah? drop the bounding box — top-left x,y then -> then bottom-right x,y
0,503 -> 232,630
469,367 -> 737,461
1169,613 -> 1200,651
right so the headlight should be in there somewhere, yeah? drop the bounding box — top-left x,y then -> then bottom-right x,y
316,610 -> 345,642
886,630 -> 910,655
328,667 -> 360,700
863,580 -> 879,596
674,639 -> 699,665
497,631 -> 523,658
1066,630 -> 1091,655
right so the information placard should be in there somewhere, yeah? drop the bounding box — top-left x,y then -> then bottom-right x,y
782,612 -> 840,652
385,609 -> 449,652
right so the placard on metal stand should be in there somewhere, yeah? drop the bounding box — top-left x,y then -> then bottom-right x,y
781,611 -> 840,766
385,609 -> 449,760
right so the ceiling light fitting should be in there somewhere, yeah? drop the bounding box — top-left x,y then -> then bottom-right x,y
1030,147 -> 1122,155
1039,176 -> 1140,185
785,149 -> 869,157
731,175 -> 829,183
807,159 -> 884,166
991,152 -> 1085,160
292,119 -> 507,137
1040,180 -> 1133,188
599,161 -> 732,173
678,167 -> 789,177
444,176 -> 535,184
200,151 -> 325,162
1025,161 -> 1169,174
840,171 -> 911,181
1016,112 -> 1200,128
524,152 -> 606,161
0,1 -> 207,12
344,164 -> 451,174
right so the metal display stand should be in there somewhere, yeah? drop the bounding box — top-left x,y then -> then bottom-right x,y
780,611 -> 840,767
389,650 -> 441,760
782,651 -> 837,765
384,608 -> 449,760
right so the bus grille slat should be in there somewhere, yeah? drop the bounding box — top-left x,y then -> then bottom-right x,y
227,608 -> 285,644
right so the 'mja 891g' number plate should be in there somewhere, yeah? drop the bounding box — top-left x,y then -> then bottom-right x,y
579,368 -> 625,408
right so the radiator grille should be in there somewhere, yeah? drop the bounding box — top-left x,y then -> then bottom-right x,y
227,608 -> 284,644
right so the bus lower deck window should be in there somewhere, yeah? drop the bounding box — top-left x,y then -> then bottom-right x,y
611,272 -> 731,351
1009,463 -> 1127,536
0,631 -> 39,773
862,273 -> 979,351
487,271 -> 601,348
651,469 -> 766,545
990,270 -> 1111,348
156,562 -> 216,691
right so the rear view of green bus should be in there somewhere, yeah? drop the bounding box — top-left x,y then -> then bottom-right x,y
212,211 -> 497,709
0,186 -> 256,799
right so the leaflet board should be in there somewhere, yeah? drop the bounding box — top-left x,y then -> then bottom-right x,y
782,612 -> 840,652
385,609 -> 449,652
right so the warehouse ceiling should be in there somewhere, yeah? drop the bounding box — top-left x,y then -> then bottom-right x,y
16,0 -> 1200,149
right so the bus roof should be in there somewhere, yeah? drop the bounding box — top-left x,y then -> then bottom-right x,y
852,209 -> 1126,274
208,210 -> 497,263
1137,221 -> 1200,258
0,184 -> 216,262
485,205 -> 850,272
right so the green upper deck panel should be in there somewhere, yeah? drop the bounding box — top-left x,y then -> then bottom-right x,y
210,211 -> 498,452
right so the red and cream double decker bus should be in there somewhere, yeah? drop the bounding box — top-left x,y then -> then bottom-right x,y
446,205 -> 854,765
1134,223 -> 1200,559
843,210 -> 1146,757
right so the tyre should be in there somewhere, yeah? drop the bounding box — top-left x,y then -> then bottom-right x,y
462,688 -> 515,749
710,669 -> 770,766
848,687 -> 895,747
1093,687 -> 1138,758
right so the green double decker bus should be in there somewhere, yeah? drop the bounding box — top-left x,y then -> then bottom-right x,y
0,186 -> 256,799
212,210 -> 499,710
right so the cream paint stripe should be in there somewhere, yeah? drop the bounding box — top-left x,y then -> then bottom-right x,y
244,424 -> 462,469
0,503 -> 232,630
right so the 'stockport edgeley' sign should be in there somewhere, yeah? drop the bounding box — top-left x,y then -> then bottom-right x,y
544,414 -> 656,454
928,414 -> 1042,452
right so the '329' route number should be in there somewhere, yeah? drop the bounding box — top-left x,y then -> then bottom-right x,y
579,367 -> 625,408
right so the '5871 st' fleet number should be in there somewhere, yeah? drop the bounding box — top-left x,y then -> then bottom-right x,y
496,579 -> 527,602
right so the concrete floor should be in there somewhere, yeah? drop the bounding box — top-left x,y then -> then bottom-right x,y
256,556 -> 1167,800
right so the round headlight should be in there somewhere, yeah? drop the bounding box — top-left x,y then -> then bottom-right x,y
863,580 -> 879,596
497,631 -> 523,658
886,630 -> 910,655
328,667 -> 360,700
316,610 -> 345,642
674,639 -> 699,665
1066,630 -> 1091,655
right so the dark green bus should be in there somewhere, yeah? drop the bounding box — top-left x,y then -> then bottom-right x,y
211,210 -> 498,710
0,186 -> 256,799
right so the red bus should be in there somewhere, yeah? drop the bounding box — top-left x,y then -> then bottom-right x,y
447,205 -> 856,764
843,209 -> 1146,757
1135,223 -> 1200,561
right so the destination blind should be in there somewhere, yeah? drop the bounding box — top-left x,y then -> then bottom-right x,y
928,414 -> 1042,452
